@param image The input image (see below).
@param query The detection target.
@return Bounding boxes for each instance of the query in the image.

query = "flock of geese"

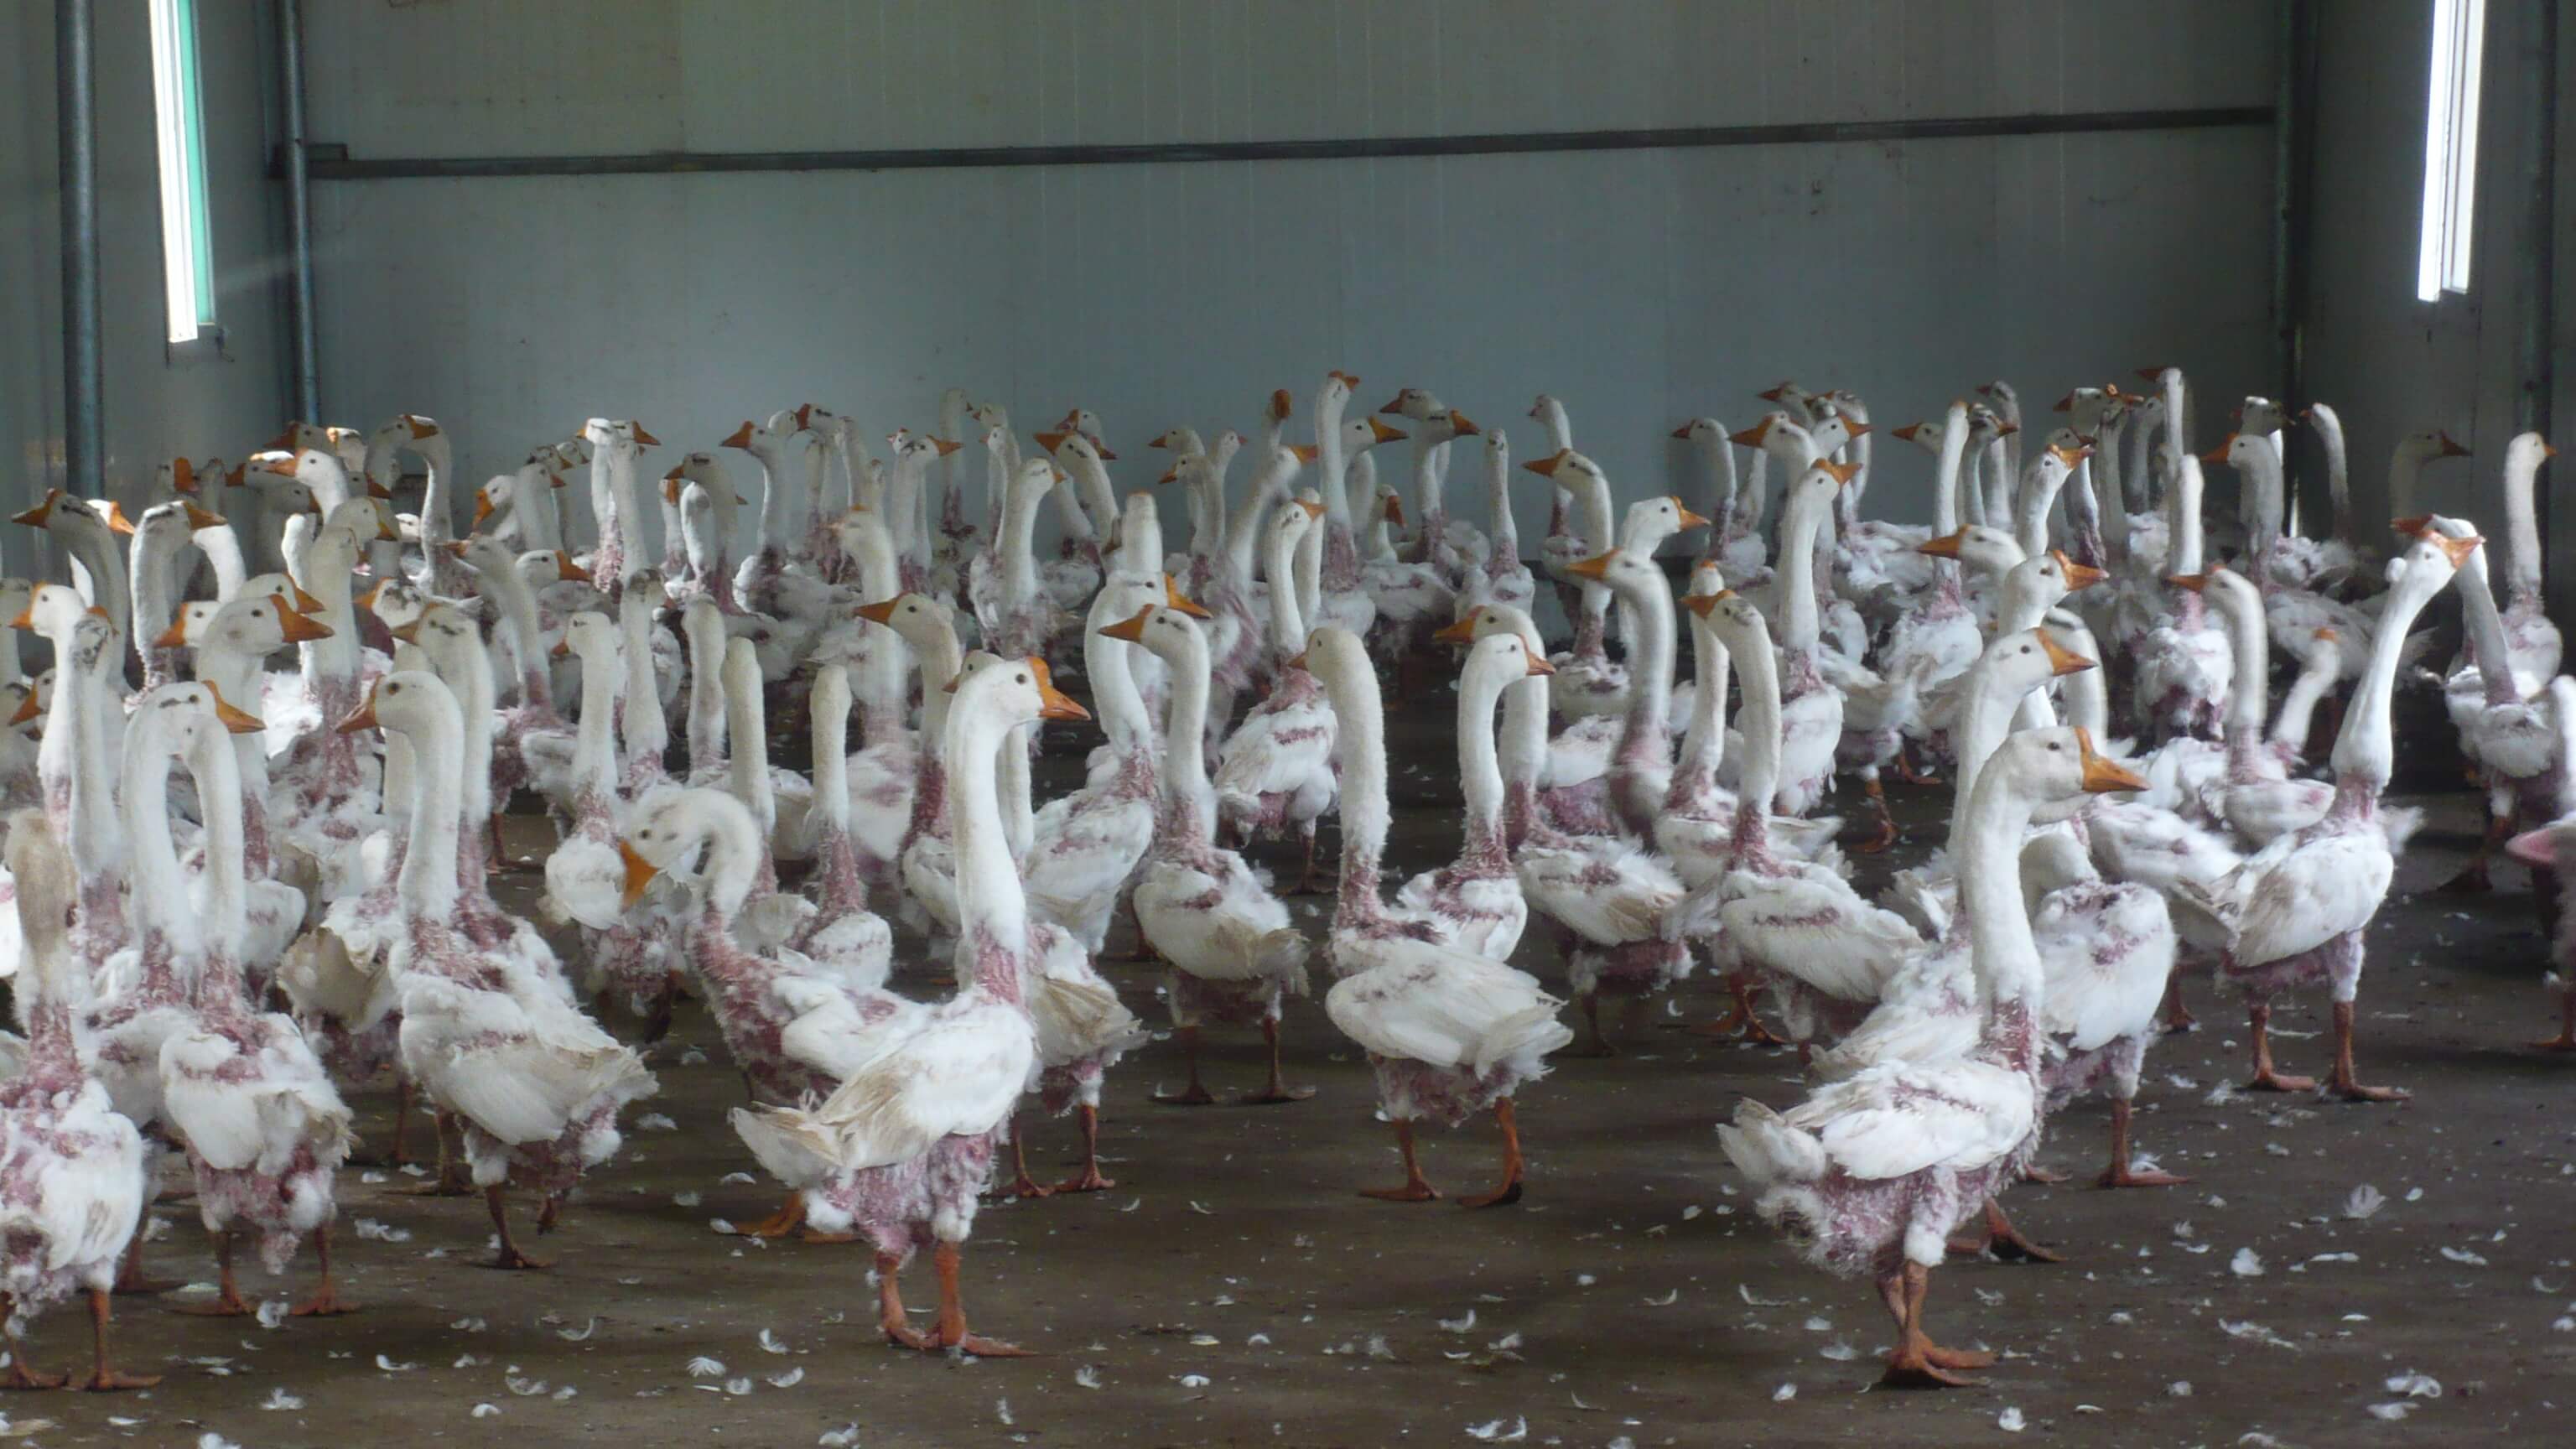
[0,367,2558,1394]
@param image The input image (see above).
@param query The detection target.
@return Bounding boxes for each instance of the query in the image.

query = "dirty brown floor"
[14,698,2574,1448]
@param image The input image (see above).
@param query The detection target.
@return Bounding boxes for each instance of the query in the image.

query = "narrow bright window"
[148,0,216,344]
[2416,0,2486,301]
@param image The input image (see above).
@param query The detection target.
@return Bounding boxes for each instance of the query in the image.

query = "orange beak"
[1680,592,1725,618]
[1156,465,1182,485]
[720,421,756,449]
[1818,460,1861,486]
[205,682,266,734]
[99,501,134,536]
[631,423,660,448]
[1288,444,1319,464]
[856,597,903,626]
[1383,495,1406,527]
[1376,394,1407,415]
[1566,549,1618,581]
[2052,550,2108,591]
[183,502,226,531]
[389,621,423,646]
[1727,421,1773,448]
[795,403,815,430]
[2077,727,2148,792]
[1367,418,1405,444]
[2165,572,2208,592]
[555,551,591,583]
[1446,411,1480,437]
[1915,527,1968,558]
[2039,629,2097,677]
[932,436,964,457]
[277,606,334,644]
[1672,499,1712,530]
[1294,498,1326,519]
[292,582,324,614]
[1270,389,1294,419]
[1891,423,1924,442]
[1163,575,1214,620]
[1523,449,1569,479]
[474,489,496,527]
[1031,658,1090,723]
[1032,430,1068,454]
[619,839,660,909]
[439,540,470,558]
[335,687,381,735]
[1671,423,1696,440]
[8,688,40,726]
[153,615,190,650]
[1524,652,1555,678]
[1098,607,1153,644]
[2050,392,2074,413]
[2199,434,2237,465]
[2438,431,2470,457]
[2430,532,2485,567]
[354,582,382,614]
[1432,606,1485,645]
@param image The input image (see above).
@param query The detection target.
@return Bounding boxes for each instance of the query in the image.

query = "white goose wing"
[2225,830,2393,966]
[2033,883,2178,1053]
[796,1000,1036,1172]
[1214,697,1337,806]
[1787,1057,2033,1182]
[1718,865,1921,1001]
[158,1031,268,1171]
[1325,937,1571,1075]
[773,975,932,1086]
[1516,839,1685,945]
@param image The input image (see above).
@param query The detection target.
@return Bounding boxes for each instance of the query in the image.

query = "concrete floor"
[21,700,2576,1448]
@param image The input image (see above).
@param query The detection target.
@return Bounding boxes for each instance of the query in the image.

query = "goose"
[1308,626,1573,1206]
[576,418,659,591]
[1457,429,1537,620]
[127,496,226,688]
[1721,726,2143,1388]
[2501,676,2576,1052]
[153,688,356,1318]
[1360,482,1457,676]
[2205,431,2412,686]
[1391,629,1542,963]
[2181,530,2470,1100]
[1766,461,1855,815]
[1031,429,1110,602]
[729,657,1086,1355]
[1377,392,1487,576]
[1214,501,1338,891]
[1525,448,1625,719]
[619,786,922,1237]
[0,812,157,1391]
[538,611,688,1035]
[1022,574,1173,953]
[345,670,657,1267]
[787,662,897,987]
[1664,593,1921,1056]
[2491,432,2561,683]
[1675,418,1766,579]
[10,488,132,646]
[2382,426,2472,525]
[2414,512,2565,892]
[616,571,677,791]
[1119,603,1315,1106]
[970,457,1071,662]
[2132,453,2231,740]
[720,410,813,608]
[662,452,746,610]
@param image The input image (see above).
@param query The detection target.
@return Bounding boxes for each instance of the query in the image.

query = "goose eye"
[1015,673,1029,685]
[386,683,401,693]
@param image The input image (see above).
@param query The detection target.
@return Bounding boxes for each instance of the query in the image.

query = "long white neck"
[480,558,549,704]
[1293,516,1324,632]
[1958,761,2046,1010]
[194,524,248,600]
[396,693,466,917]
[748,441,792,553]
[913,620,965,745]
[1086,596,1153,760]
[722,642,774,834]
[2309,403,2353,545]
[1188,461,1228,565]
[1265,523,1307,657]
[1223,457,1295,589]
[1774,486,1830,649]
[1695,433,1739,537]
[573,637,624,802]
[416,435,454,547]
[1483,446,1519,560]
[698,793,766,921]
[1156,628,1218,844]
[1676,610,1731,784]
[2168,456,2207,576]
[1618,565,1677,755]
[2334,568,2446,787]
[947,686,1033,972]
[2504,439,2547,598]
[1320,652,1391,925]
[2271,647,2336,754]
[2454,549,2521,704]
[1073,459,1120,553]
[1950,665,2045,834]
[129,522,190,680]
[889,451,929,570]
[1932,402,1969,549]
[618,593,668,767]
[1000,476,1048,603]
[120,713,197,952]
[2215,579,2269,740]
[595,444,641,578]
[2091,416,2131,564]
[437,628,497,827]
[2012,460,2067,559]
[1457,656,1509,844]
[2050,621,2109,735]
[1315,386,1353,531]
[810,666,851,836]
[999,721,1035,862]
[1729,616,1784,814]
[186,722,248,966]
[2239,445,2288,557]
[684,607,728,770]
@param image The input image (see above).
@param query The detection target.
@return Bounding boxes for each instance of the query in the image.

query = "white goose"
[1309,626,1573,1206]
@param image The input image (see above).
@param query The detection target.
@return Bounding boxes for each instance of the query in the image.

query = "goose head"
[1563,547,1662,604]
[854,590,961,652]
[2011,548,2107,608]
[336,668,459,745]
[2198,431,2272,475]
[2391,428,2473,470]
[192,591,331,658]
[1973,626,2098,708]
[13,584,102,641]
[360,574,432,634]
[137,678,267,739]
[582,418,662,456]
[1435,600,1550,659]
[1915,523,2023,577]
[618,787,759,909]
[1100,600,1211,673]
[800,404,864,453]
[900,432,964,470]
[2234,397,2286,435]
[555,609,619,666]
[1317,371,1357,424]
[1683,588,1769,657]
[1053,408,1110,455]
[1782,459,1857,519]
[1888,417,1946,454]
[2051,386,2111,431]
[158,455,224,500]
[517,548,592,593]
[2506,429,2558,479]
[1520,446,1604,494]
[1984,725,2148,813]
[1458,630,1553,703]
[1621,495,1713,558]
[1671,418,1727,446]
[1727,411,1815,464]
[1377,387,1446,423]
[1148,424,1207,458]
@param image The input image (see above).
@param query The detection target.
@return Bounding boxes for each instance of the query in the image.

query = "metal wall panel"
[298,1,2276,560]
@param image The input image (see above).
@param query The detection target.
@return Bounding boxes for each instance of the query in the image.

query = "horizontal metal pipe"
[304,105,2273,182]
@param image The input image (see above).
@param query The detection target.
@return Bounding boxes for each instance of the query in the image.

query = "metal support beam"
[2521,0,2563,623]
[278,0,320,422]
[56,0,101,496]
[2276,0,2319,527]
[301,106,2272,183]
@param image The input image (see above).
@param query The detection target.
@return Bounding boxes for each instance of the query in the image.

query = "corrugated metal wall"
[2303,0,2576,615]
[301,0,2280,555]
[0,0,288,575]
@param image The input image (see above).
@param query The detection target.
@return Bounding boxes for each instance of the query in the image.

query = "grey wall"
[299,0,2281,558]
[2303,0,2576,612]
[0,0,290,577]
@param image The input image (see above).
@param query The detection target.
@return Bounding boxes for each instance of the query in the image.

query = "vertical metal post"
[2519,0,2558,440]
[2273,0,2319,527]
[56,0,102,496]
[279,0,320,422]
